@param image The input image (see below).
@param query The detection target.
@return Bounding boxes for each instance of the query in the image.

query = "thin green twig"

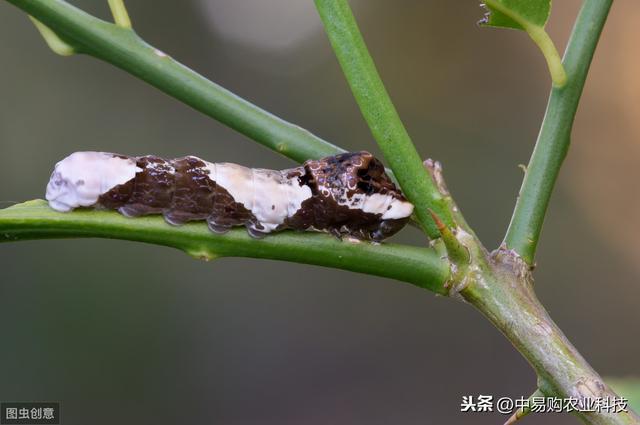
[503,0,613,265]
[314,0,453,239]
[0,200,450,294]
[107,0,132,29]
[483,0,567,87]
[5,0,344,164]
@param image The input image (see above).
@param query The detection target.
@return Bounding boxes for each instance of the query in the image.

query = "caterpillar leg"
[328,227,344,240]
[207,217,231,234]
[246,224,267,239]
[163,211,189,226]
[118,204,154,218]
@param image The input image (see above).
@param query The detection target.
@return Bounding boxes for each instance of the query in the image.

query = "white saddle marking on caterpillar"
[331,188,414,219]
[46,151,140,212]
[204,162,312,233]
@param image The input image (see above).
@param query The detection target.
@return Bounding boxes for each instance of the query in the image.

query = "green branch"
[462,248,640,425]
[503,0,613,265]
[0,200,450,294]
[314,0,453,239]
[5,0,344,164]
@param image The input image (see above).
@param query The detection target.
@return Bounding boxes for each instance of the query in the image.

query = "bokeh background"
[1,1,638,424]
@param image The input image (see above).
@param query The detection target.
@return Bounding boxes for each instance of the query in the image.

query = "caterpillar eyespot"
[45,151,414,241]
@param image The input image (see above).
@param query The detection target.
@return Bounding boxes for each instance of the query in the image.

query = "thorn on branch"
[503,409,528,425]
[503,388,543,425]
[423,158,474,235]
[429,209,470,265]
[28,17,75,56]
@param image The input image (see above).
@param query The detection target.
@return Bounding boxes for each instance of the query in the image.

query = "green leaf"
[480,0,551,30]
[479,0,567,87]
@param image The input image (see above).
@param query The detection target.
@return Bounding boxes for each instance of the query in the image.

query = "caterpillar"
[45,151,414,241]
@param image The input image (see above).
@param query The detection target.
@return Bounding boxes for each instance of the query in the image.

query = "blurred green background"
[1,1,638,423]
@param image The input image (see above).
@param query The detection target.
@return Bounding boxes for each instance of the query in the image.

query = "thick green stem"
[503,0,613,265]
[4,0,344,164]
[314,0,453,238]
[0,200,450,294]
[462,248,640,425]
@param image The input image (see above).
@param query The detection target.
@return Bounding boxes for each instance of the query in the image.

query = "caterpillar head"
[46,151,138,212]
[305,151,414,241]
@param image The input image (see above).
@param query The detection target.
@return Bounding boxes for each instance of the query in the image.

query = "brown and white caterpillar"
[45,151,414,241]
